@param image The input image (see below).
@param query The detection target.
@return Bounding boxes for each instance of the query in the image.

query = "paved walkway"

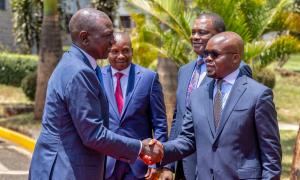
[279,122,299,131]
[0,138,31,180]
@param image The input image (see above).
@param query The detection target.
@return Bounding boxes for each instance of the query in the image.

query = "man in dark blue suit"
[161,13,252,180]
[102,32,168,180]
[158,32,281,180]
[29,8,163,180]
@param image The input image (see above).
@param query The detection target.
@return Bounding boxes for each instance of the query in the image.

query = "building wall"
[0,0,132,52]
[0,0,17,51]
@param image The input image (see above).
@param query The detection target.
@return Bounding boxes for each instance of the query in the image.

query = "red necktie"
[115,72,124,115]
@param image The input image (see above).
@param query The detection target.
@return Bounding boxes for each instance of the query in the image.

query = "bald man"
[159,32,282,179]
[162,13,252,180]
[29,8,162,180]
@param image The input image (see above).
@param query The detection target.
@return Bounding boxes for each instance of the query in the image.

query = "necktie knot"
[196,58,204,70]
[115,72,123,80]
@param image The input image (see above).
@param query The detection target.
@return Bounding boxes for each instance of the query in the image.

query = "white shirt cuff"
[138,140,143,155]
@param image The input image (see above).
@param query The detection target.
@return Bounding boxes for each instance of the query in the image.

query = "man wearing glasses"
[158,31,281,180]
[161,13,252,180]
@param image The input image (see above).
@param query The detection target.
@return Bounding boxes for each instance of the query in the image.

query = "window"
[0,0,5,10]
[120,16,131,28]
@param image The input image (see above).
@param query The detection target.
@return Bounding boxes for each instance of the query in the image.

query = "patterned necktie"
[115,72,124,115]
[213,79,223,129]
[186,59,204,106]
[95,66,104,87]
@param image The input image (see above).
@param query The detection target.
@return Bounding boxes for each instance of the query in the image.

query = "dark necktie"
[115,72,124,115]
[95,66,104,87]
[213,79,223,129]
[186,59,204,106]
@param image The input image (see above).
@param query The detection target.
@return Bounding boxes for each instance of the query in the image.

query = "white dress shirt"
[213,69,240,110]
[111,65,131,101]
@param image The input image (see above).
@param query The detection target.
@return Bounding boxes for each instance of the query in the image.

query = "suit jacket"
[163,75,282,180]
[102,64,168,178]
[167,60,252,180]
[29,45,141,180]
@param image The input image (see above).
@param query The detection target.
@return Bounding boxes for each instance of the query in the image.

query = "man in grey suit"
[161,13,252,180]
[29,8,162,180]
[153,32,281,179]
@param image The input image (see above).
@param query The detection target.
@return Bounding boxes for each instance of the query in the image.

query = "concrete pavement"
[0,138,31,180]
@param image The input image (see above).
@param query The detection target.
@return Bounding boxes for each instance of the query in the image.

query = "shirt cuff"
[138,140,143,155]
[149,164,156,168]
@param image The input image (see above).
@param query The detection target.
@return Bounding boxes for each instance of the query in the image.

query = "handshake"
[139,139,164,165]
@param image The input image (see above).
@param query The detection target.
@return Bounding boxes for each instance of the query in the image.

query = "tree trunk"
[34,0,62,120]
[157,58,178,133]
[291,126,300,179]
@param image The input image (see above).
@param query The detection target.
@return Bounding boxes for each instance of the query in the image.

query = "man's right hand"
[139,139,164,165]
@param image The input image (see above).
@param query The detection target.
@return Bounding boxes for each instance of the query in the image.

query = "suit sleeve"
[150,73,168,143]
[255,88,282,179]
[163,67,181,172]
[168,67,182,141]
[239,61,252,78]
[161,104,196,165]
[65,69,141,164]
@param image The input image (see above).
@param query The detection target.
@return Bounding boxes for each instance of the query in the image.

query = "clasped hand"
[139,139,164,165]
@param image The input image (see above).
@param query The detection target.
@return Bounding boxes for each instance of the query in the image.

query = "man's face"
[87,18,115,59]
[108,35,132,71]
[190,17,218,55]
[204,36,240,79]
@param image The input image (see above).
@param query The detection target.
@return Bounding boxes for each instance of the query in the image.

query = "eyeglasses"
[204,50,237,59]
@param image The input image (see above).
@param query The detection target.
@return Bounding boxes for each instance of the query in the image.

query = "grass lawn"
[281,130,298,179]
[282,54,300,73]
[0,84,31,104]
[273,54,300,124]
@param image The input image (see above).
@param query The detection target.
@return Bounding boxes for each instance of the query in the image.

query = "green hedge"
[21,71,37,101]
[0,52,38,86]
[254,69,276,89]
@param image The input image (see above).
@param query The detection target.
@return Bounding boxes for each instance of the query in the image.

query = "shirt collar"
[223,68,240,85]
[111,64,131,77]
[73,44,97,70]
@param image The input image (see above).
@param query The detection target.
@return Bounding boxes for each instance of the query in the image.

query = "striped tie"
[213,79,223,129]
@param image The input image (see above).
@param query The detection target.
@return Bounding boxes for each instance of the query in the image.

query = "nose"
[205,55,212,63]
[117,52,125,59]
[192,33,201,40]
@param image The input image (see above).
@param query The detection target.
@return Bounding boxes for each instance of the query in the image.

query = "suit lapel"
[102,67,119,118]
[120,64,142,120]
[204,80,216,138]
[214,76,248,140]
[200,75,212,86]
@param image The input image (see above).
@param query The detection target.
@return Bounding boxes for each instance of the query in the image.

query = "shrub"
[254,69,276,89]
[21,71,37,101]
[0,52,38,86]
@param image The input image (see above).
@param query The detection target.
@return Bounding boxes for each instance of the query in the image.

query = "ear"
[79,31,88,45]
[232,54,241,65]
